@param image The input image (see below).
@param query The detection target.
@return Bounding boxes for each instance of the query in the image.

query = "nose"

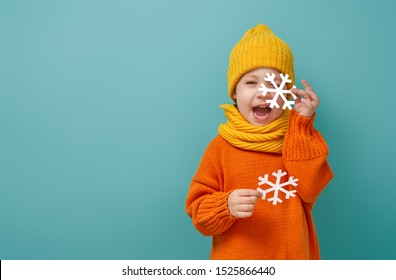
[257,88,271,99]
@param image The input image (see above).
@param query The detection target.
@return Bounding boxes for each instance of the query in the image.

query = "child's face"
[232,67,286,126]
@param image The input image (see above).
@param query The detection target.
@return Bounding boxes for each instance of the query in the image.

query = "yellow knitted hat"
[227,24,294,101]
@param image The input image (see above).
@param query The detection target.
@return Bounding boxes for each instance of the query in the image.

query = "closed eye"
[266,83,280,88]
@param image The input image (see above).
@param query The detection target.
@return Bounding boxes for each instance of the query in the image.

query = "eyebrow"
[244,75,281,84]
[243,74,260,79]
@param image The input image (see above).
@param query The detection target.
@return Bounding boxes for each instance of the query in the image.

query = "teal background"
[1,0,395,259]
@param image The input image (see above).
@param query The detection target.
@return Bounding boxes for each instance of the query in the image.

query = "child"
[185,24,334,260]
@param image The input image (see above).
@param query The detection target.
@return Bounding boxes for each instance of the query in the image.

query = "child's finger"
[238,196,258,204]
[302,80,320,105]
[301,79,313,92]
[236,204,255,212]
[291,87,311,101]
[235,211,253,218]
[291,85,319,106]
[300,97,315,110]
[237,189,261,197]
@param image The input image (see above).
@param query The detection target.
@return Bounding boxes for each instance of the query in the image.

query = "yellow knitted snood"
[218,104,290,153]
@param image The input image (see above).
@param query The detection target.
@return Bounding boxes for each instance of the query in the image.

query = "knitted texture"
[218,104,290,153]
[186,111,334,259]
[227,24,294,101]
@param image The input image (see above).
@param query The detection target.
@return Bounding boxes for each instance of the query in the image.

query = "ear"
[232,91,237,100]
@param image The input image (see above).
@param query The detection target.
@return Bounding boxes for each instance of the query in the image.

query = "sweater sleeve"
[283,110,334,207]
[185,138,236,236]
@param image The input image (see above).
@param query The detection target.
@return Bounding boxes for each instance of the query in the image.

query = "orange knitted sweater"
[186,110,334,259]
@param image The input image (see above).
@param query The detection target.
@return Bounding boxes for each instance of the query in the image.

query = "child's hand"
[291,80,320,118]
[228,189,261,219]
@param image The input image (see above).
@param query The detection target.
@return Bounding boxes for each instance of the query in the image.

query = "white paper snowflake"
[258,73,297,110]
[257,169,298,205]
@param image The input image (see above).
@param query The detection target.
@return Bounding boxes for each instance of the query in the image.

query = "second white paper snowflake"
[257,169,298,205]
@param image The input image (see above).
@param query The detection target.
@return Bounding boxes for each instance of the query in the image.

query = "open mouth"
[253,105,271,119]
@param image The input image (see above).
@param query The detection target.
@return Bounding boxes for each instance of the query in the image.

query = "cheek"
[271,107,285,119]
[274,94,286,104]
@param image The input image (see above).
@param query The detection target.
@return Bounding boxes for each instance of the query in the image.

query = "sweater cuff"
[288,110,316,136]
[283,110,329,161]
[196,191,235,234]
